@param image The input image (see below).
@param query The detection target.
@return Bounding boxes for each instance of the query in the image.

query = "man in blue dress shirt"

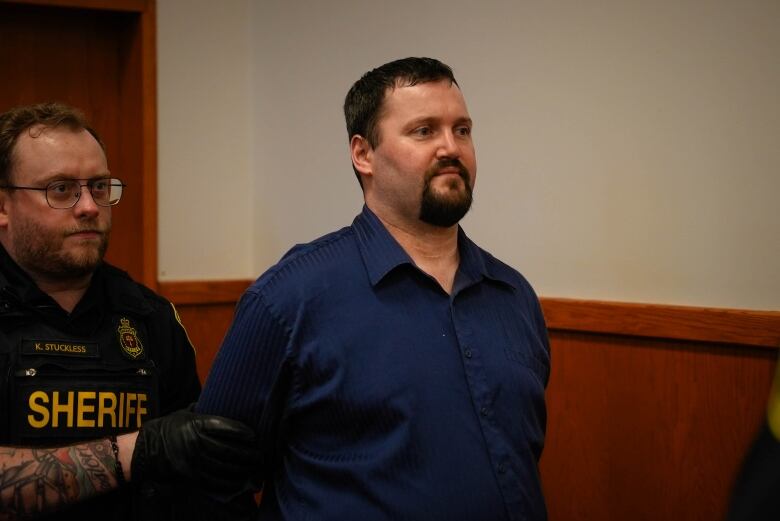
[198,57,551,520]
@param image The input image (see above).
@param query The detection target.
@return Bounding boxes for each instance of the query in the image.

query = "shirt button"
[480,407,488,417]
[464,348,472,358]
[498,463,507,474]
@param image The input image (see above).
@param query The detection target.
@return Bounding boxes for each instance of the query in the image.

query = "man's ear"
[0,191,9,229]
[350,135,373,180]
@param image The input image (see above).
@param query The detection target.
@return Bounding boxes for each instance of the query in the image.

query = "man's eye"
[456,126,472,136]
[92,180,109,191]
[48,182,71,194]
[413,127,432,136]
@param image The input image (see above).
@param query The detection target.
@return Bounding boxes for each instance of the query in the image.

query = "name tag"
[21,339,100,358]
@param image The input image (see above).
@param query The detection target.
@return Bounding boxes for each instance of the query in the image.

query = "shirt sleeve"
[152,300,202,414]
[530,294,551,387]
[515,277,551,388]
[196,289,291,435]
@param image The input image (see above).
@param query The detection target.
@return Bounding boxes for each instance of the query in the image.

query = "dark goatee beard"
[419,159,473,228]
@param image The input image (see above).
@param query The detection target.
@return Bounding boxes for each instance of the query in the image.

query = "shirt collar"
[352,205,414,286]
[352,205,517,291]
[455,226,518,291]
[0,244,147,319]
[0,243,56,306]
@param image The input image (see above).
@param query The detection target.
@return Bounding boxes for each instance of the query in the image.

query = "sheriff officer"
[0,103,259,520]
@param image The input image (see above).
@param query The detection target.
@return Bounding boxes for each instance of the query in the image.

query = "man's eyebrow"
[405,116,473,128]
[405,116,437,128]
[38,171,112,183]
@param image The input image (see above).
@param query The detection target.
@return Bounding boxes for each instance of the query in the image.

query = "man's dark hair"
[0,102,105,185]
[344,57,458,185]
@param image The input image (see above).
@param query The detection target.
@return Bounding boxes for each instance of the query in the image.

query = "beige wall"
[158,0,779,310]
[157,0,254,280]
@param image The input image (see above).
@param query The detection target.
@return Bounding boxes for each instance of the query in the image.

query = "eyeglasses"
[0,178,125,209]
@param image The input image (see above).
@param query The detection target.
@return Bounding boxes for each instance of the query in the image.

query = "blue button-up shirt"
[198,206,550,520]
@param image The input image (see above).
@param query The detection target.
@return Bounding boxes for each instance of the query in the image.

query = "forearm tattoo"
[0,439,118,519]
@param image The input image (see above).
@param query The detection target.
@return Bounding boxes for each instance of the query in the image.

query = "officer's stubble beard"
[13,213,111,281]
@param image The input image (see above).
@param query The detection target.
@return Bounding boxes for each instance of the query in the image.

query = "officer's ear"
[0,189,9,229]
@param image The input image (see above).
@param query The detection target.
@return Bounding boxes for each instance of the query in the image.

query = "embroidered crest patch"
[118,318,144,359]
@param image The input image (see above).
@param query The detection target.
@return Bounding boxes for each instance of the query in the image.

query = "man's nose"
[73,184,100,218]
[436,130,461,159]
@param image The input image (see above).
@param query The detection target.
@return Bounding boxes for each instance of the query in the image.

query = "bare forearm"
[0,432,137,520]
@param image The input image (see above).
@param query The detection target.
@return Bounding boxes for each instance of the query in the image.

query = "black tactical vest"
[0,277,160,445]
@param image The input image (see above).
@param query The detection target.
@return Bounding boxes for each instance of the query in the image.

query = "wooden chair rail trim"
[541,297,780,348]
[158,279,253,305]
[158,280,780,348]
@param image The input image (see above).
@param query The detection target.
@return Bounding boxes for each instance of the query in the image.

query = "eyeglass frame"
[0,177,126,209]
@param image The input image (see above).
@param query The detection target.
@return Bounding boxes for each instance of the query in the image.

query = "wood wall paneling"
[541,331,775,521]
[539,298,779,520]
[173,302,241,384]
[159,280,251,383]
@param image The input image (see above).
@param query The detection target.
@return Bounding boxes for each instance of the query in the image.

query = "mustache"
[425,159,471,183]
[64,226,108,236]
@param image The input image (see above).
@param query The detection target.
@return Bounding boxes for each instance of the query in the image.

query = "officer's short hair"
[343,57,459,187]
[0,102,105,185]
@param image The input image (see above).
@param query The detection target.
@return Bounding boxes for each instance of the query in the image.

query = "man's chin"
[419,198,472,228]
[58,246,106,275]
[420,176,473,228]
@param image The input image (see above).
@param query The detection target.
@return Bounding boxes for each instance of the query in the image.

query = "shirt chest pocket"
[499,312,550,388]
[504,344,549,387]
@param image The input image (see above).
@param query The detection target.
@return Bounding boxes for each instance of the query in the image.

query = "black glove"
[131,408,262,496]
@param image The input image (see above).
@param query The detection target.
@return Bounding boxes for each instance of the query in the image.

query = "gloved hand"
[131,408,262,495]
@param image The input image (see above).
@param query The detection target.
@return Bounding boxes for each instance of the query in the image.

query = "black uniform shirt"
[0,245,201,520]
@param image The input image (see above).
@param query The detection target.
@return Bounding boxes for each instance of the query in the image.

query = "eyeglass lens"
[46,179,123,209]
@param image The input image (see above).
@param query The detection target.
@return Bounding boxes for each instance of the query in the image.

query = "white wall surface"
[158,0,779,310]
[157,0,253,280]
